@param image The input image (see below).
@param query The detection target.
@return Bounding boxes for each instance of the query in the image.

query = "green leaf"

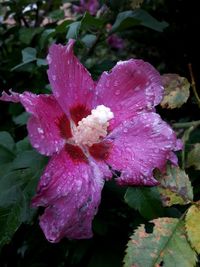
[0,131,15,151]
[186,143,200,170]
[81,12,104,28]
[22,47,37,63]
[48,9,64,20]
[0,203,25,248]
[157,165,193,206]
[0,170,33,247]
[66,12,104,40]
[112,9,168,32]
[124,187,163,219]
[81,34,97,48]
[11,47,37,71]
[0,141,47,247]
[36,58,48,66]
[124,217,197,267]
[39,28,55,49]
[55,20,73,33]
[12,150,47,171]
[0,132,15,164]
[66,21,81,39]
[16,137,32,153]
[185,204,200,253]
[19,28,43,45]
[161,74,190,109]
[13,111,29,126]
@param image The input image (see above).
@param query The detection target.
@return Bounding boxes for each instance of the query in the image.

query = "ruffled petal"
[0,91,67,156]
[0,89,20,102]
[105,112,181,186]
[94,59,163,129]
[32,149,104,242]
[47,39,95,118]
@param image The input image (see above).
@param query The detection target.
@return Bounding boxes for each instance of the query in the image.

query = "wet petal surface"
[32,149,104,242]
[106,112,181,186]
[47,40,95,119]
[94,59,163,129]
[1,91,68,156]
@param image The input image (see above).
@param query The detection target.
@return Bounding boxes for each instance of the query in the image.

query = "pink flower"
[73,0,99,16]
[0,39,182,243]
[107,34,125,50]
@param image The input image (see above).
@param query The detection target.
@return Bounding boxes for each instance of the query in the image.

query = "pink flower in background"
[106,24,125,50]
[107,34,125,50]
[0,39,182,243]
[73,0,99,16]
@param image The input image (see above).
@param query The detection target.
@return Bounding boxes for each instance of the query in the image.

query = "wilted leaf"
[185,204,200,253]
[124,217,197,267]
[187,143,200,170]
[124,187,163,219]
[112,9,168,32]
[161,74,190,109]
[157,165,193,206]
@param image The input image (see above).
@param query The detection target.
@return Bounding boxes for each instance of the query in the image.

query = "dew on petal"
[115,90,120,95]
[47,54,52,64]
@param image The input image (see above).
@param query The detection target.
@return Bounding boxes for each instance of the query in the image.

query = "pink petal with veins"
[32,149,104,242]
[106,112,182,186]
[94,59,163,129]
[47,40,95,119]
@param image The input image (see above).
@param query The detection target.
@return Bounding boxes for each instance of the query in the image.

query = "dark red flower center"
[58,103,113,162]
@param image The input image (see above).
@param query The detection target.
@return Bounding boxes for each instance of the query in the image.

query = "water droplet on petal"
[37,127,44,134]
[115,89,120,95]
[52,75,56,81]
[47,54,52,64]
[155,148,159,153]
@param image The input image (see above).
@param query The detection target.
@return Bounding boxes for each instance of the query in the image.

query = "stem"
[173,120,200,129]
[188,63,200,107]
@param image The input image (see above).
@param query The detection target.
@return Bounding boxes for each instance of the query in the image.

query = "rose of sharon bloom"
[0,39,182,243]
[107,34,125,50]
[73,0,99,16]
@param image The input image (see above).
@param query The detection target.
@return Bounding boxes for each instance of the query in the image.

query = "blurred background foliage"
[0,0,200,266]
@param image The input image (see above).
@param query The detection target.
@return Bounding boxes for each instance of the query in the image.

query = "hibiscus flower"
[73,0,99,16]
[0,39,181,243]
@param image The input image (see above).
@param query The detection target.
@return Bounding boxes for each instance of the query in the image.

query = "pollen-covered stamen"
[72,105,114,147]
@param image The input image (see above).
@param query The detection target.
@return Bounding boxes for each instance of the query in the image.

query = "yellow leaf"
[160,74,190,109]
[157,165,193,207]
[185,205,200,253]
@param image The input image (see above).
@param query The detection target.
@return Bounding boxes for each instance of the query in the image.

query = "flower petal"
[105,112,181,186]
[32,149,104,242]
[1,91,68,156]
[94,59,163,129]
[0,89,20,102]
[47,39,95,119]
